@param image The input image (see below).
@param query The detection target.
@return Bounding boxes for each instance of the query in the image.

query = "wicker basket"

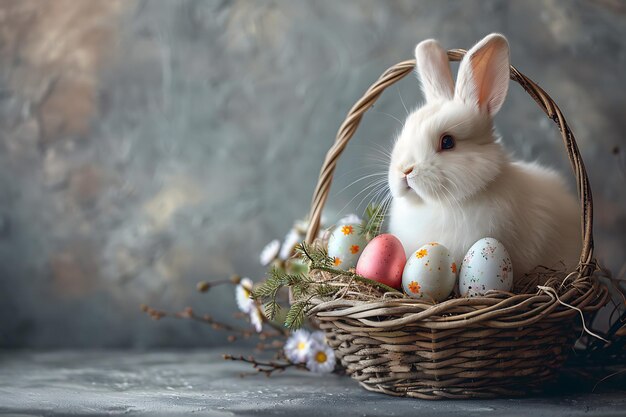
[302,49,609,399]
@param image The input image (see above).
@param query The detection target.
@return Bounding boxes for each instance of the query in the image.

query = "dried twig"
[140,304,284,339]
[196,275,242,293]
[222,354,306,377]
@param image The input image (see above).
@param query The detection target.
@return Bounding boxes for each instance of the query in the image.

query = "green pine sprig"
[252,242,402,330]
[284,298,311,330]
[252,264,335,330]
[294,242,332,268]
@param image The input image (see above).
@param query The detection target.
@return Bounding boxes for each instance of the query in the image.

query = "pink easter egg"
[355,234,406,289]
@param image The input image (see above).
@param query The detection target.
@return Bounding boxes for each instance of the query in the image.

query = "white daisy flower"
[249,306,263,333]
[306,343,335,374]
[259,239,280,266]
[310,331,327,346]
[338,213,362,225]
[284,329,312,363]
[235,277,254,313]
[279,228,302,260]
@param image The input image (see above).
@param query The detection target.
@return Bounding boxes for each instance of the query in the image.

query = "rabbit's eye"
[440,134,455,150]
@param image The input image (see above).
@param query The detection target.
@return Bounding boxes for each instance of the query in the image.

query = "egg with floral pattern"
[327,223,368,270]
[459,237,514,297]
[402,243,457,302]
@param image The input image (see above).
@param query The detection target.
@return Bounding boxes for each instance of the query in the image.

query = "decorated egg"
[459,237,513,297]
[402,243,457,302]
[327,223,368,270]
[355,234,406,288]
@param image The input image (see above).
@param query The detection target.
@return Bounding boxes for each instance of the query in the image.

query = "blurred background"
[0,0,624,348]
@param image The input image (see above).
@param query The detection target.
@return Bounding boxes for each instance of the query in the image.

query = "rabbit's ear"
[414,39,454,102]
[455,33,510,116]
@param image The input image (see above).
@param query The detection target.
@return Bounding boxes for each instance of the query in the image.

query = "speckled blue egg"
[327,223,368,270]
[459,237,514,297]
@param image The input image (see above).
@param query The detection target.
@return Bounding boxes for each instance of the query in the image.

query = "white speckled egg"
[402,243,457,302]
[459,237,513,297]
[327,223,368,270]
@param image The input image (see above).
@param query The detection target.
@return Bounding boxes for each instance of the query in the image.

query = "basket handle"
[304,49,594,274]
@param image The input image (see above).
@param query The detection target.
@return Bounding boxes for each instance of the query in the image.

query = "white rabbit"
[388,33,581,278]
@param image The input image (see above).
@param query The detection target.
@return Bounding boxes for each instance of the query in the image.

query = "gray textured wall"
[0,0,624,348]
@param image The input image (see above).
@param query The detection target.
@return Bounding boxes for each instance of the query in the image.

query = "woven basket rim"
[309,280,607,329]
[301,49,607,320]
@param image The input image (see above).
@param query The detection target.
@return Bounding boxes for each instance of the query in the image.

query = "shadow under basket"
[300,49,609,400]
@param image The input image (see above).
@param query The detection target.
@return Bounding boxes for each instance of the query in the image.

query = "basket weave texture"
[302,50,608,399]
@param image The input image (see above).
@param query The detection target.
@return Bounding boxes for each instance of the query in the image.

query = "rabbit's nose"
[402,166,414,176]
